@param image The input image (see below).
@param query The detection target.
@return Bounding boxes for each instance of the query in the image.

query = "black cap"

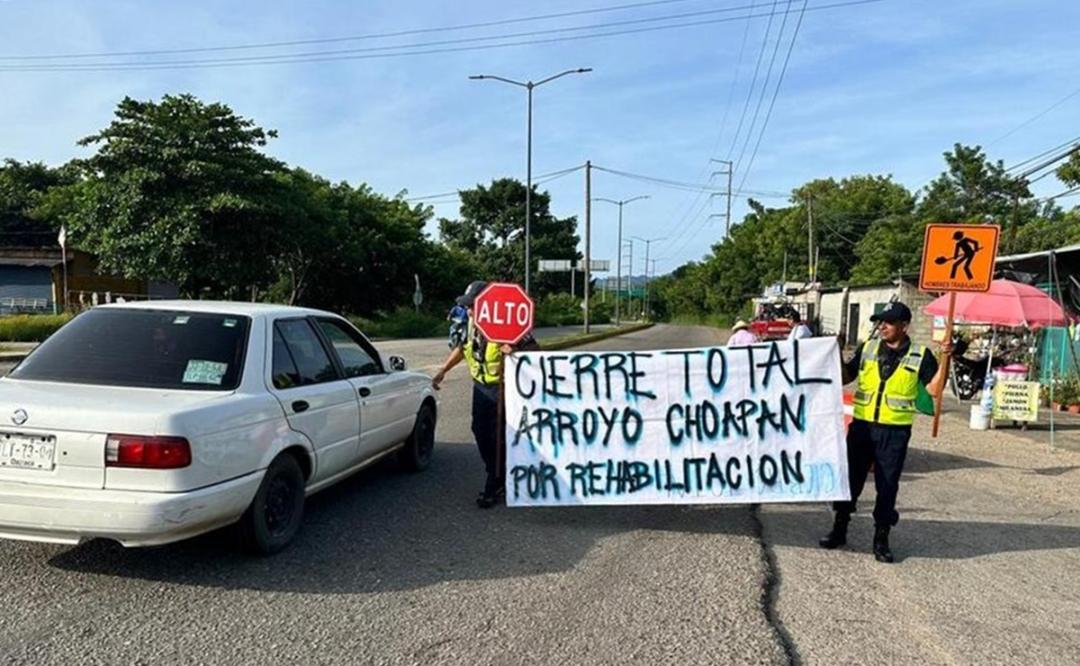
[456,280,488,307]
[870,301,912,323]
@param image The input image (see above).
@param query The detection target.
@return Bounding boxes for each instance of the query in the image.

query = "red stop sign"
[473,282,534,344]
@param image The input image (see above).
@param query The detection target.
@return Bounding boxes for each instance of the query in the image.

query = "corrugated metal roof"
[997,243,1080,263]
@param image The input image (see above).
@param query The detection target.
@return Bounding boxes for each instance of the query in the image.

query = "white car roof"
[96,300,336,319]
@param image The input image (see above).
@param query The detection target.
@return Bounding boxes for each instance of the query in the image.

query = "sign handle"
[496,365,506,499]
[931,291,957,438]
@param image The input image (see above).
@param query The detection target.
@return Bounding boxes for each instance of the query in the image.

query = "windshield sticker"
[183,360,228,385]
[172,316,191,325]
[223,319,238,328]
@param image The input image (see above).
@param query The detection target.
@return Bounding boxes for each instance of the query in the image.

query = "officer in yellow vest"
[820,301,950,562]
[432,281,538,508]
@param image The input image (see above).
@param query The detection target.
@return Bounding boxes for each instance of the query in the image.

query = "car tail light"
[105,435,191,469]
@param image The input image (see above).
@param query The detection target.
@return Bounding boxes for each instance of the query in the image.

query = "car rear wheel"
[398,403,436,472]
[239,453,305,554]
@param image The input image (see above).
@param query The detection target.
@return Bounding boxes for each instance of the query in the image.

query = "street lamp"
[593,195,649,325]
[470,67,592,294]
[631,235,667,319]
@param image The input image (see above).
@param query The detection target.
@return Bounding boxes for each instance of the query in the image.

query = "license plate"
[0,432,57,471]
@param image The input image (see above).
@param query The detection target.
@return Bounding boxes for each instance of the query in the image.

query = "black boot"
[818,513,849,549]
[873,525,894,563]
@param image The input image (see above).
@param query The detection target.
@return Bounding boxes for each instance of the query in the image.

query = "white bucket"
[969,404,990,430]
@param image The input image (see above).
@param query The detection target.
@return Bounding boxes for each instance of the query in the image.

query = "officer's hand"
[938,339,953,356]
[500,344,514,355]
[431,370,445,391]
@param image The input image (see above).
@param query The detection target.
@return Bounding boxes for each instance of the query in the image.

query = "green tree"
[796,175,915,284]
[918,144,1031,222]
[0,160,76,247]
[439,178,580,295]
[849,213,923,283]
[60,94,286,296]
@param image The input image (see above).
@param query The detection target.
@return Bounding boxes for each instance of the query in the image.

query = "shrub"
[0,314,74,342]
[351,308,445,339]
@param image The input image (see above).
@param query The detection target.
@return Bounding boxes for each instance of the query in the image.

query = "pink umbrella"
[923,279,1070,327]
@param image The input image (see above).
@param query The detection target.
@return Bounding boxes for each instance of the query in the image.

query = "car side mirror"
[388,355,406,372]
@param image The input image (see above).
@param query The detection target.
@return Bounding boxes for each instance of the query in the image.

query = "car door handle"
[291,400,310,413]
[358,387,372,398]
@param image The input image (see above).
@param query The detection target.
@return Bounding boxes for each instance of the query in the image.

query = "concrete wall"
[819,291,846,334]
[821,282,936,345]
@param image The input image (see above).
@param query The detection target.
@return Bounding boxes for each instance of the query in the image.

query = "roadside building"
[0,246,175,314]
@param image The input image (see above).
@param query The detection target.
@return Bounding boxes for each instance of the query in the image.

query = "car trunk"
[0,378,225,489]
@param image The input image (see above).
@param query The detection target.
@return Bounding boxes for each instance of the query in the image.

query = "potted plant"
[1046,377,1069,411]
[1065,375,1080,413]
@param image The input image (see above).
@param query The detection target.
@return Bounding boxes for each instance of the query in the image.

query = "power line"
[1038,184,1080,203]
[724,0,782,164]
[988,85,1080,147]
[658,0,784,258]
[0,1,881,72]
[734,0,808,194]
[402,164,584,201]
[0,0,711,60]
[1005,135,1080,174]
[592,165,727,192]
[732,0,794,178]
[657,0,786,259]
[660,1,761,250]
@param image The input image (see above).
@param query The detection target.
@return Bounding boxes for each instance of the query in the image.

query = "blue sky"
[2,0,1079,277]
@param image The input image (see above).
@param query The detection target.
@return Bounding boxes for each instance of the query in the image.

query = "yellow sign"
[919,224,1000,293]
[992,380,1039,422]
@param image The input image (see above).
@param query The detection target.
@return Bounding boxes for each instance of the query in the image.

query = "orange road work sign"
[919,224,1000,293]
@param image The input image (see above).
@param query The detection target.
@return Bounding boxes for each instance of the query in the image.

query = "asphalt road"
[2,324,1079,664]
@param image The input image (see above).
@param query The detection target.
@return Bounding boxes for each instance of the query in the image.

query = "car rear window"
[10,308,250,390]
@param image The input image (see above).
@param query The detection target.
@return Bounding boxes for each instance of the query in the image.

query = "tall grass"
[0,314,73,342]
[351,308,445,339]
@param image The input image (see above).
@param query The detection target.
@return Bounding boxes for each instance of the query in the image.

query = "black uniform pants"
[833,420,911,527]
[471,382,502,495]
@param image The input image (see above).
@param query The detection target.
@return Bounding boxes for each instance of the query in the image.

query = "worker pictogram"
[919,224,1000,293]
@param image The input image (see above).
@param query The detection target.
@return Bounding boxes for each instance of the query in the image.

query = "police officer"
[820,302,950,562]
[432,281,538,508]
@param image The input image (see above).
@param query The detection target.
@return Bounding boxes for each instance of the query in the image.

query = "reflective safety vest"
[464,320,502,385]
[852,339,927,426]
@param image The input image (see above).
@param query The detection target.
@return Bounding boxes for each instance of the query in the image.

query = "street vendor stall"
[924,279,1070,434]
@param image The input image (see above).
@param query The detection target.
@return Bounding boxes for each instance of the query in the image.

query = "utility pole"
[711,159,734,236]
[807,192,814,283]
[584,160,592,333]
[593,195,649,326]
[632,235,666,320]
[626,239,634,319]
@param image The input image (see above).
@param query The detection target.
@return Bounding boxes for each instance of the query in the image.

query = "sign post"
[919,223,1000,437]
[473,282,536,495]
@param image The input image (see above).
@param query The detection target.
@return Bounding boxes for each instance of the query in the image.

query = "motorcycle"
[950,336,1010,401]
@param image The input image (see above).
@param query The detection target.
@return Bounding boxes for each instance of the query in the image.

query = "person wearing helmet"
[432,281,538,508]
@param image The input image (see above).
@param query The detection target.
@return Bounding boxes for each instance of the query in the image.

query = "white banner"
[504,337,850,506]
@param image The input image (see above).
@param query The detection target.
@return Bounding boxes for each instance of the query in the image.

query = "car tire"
[238,453,305,555]
[398,403,436,472]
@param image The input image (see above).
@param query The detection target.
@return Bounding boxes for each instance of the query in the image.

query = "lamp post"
[593,195,649,325]
[631,235,666,319]
[470,68,592,294]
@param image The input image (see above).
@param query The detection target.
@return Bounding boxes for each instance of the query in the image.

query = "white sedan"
[0,301,437,553]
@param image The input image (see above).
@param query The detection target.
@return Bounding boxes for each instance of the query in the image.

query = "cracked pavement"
[2,324,1078,664]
